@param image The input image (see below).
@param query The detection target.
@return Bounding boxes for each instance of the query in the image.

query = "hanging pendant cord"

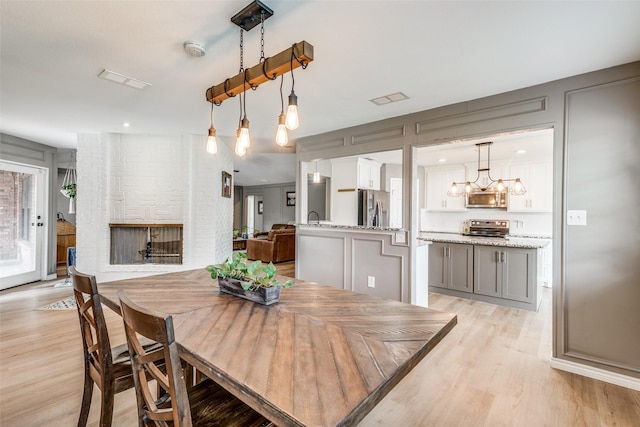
[243,69,248,117]
[289,46,295,92]
[279,74,285,113]
[238,28,244,127]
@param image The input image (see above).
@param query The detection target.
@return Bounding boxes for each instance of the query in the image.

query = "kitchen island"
[419,232,551,311]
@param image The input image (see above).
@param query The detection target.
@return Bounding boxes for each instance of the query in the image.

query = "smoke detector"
[184,41,206,57]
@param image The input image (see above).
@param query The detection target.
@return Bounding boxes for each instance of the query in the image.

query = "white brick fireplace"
[76,133,234,282]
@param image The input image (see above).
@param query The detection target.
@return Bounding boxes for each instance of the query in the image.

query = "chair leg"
[77,366,93,427]
[98,383,115,427]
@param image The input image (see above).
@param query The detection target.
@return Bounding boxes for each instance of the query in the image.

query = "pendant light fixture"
[238,69,251,150]
[206,101,218,154]
[235,87,246,157]
[447,142,527,197]
[275,74,288,146]
[285,44,301,130]
[203,0,313,157]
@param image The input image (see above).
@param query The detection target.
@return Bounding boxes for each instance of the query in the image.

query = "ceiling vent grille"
[98,69,151,90]
[369,91,409,106]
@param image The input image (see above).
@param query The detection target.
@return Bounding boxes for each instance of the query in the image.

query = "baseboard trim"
[551,357,640,391]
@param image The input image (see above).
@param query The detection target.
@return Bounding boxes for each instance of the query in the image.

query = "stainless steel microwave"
[466,190,507,208]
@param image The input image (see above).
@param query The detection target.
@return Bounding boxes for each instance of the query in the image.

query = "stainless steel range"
[462,219,509,238]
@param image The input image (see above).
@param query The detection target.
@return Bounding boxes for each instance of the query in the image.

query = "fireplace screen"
[110,224,183,265]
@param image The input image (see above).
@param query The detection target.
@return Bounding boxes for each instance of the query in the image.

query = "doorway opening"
[416,127,554,300]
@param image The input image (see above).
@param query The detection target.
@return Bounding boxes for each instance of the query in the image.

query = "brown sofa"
[253,223,295,239]
[246,227,295,263]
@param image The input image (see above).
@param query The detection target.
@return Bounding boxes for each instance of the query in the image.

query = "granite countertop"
[299,223,404,232]
[418,232,551,249]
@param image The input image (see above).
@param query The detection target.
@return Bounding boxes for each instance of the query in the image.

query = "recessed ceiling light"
[438,158,447,163]
[516,149,527,154]
[123,122,130,127]
[98,69,151,90]
[370,91,409,106]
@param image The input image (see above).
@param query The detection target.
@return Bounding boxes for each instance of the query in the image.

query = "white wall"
[76,133,234,282]
[420,210,552,237]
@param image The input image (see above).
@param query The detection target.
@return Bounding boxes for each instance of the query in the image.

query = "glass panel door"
[0,161,47,289]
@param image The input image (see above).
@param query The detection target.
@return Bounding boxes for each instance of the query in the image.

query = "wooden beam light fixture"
[204,0,313,156]
[205,41,314,105]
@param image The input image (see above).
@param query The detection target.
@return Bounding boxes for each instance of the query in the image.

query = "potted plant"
[60,183,77,214]
[60,183,77,198]
[205,251,294,305]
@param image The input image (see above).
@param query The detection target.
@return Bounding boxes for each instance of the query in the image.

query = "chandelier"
[205,0,313,157]
[447,142,526,196]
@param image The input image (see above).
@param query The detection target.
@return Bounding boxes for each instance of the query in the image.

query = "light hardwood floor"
[1,276,638,426]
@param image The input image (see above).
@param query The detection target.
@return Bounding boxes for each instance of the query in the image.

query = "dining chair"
[118,290,273,427]
[71,266,161,427]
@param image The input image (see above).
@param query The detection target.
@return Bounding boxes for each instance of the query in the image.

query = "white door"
[245,195,255,235]
[0,161,48,289]
[389,177,403,228]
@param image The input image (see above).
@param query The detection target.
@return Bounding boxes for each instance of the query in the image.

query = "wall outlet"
[395,232,406,243]
[367,276,375,288]
[567,210,587,225]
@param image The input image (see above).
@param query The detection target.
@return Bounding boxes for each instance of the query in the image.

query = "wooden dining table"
[99,269,457,427]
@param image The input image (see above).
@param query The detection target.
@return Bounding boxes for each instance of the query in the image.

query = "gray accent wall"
[564,77,640,372]
[296,62,640,381]
[241,182,295,232]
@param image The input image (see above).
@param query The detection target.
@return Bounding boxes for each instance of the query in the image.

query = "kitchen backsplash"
[420,209,552,237]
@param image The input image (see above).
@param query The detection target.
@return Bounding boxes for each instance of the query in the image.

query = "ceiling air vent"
[369,91,409,106]
[98,69,151,90]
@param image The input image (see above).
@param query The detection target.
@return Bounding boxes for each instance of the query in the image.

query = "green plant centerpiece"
[206,251,294,305]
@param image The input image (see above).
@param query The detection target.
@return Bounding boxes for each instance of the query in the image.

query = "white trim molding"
[551,357,640,391]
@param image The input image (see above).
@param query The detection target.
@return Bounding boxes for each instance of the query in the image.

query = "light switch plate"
[567,210,587,225]
[367,276,375,288]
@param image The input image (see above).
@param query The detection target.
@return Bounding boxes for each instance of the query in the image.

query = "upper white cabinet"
[426,167,467,211]
[508,162,552,212]
[357,158,381,190]
[332,157,381,191]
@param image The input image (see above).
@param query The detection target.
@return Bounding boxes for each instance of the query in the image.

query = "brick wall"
[0,171,20,259]
[76,133,233,282]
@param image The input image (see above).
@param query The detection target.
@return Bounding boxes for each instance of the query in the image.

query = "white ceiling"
[1,1,639,186]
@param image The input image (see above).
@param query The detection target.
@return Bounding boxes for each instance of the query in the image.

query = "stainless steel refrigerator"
[358,189,389,227]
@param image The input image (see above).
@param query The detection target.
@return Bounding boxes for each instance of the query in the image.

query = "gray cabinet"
[428,242,473,293]
[474,246,536,304]
[428,241,541,311]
